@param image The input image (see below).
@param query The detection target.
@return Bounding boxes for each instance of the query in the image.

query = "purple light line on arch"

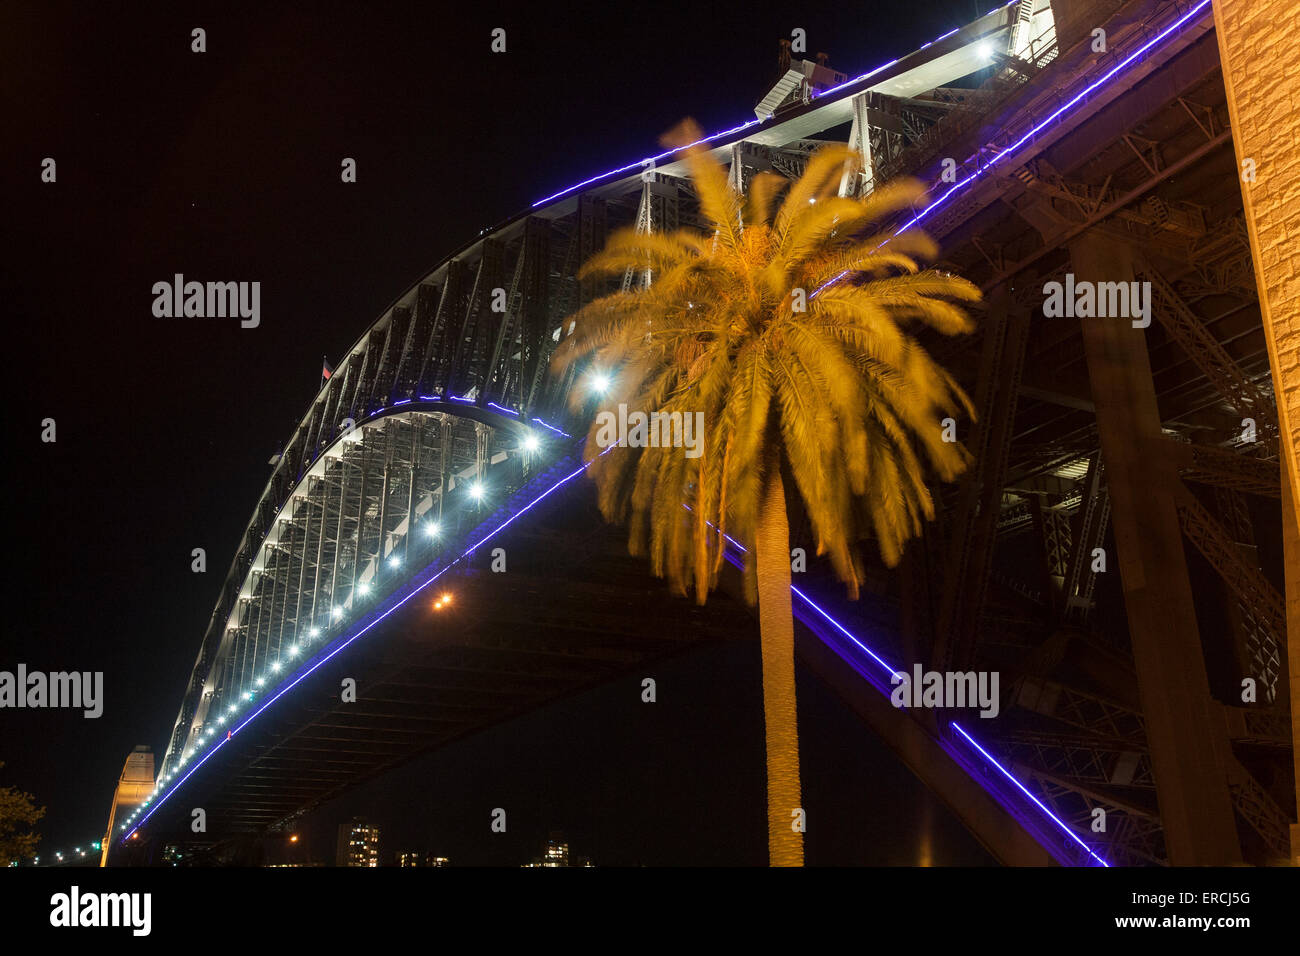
[895,0,1212,237]
[951,722,1110,866]
[813,2,1013,101]
[529,0,1211,307]
[784,563,1112,865]
[125,447,616,843]
[532,118,762,208]
[530,0,1024,209]
[143,503,1108,860]
[120,0,1187,861]
[693,507,1109,866]
[806,58,899,103]
[137,9,1211,832]
[533,416,569,437]
[805,0,1213,300]
[126,404,583,837]
[125,453,1107,864]
[123,17,1203,839]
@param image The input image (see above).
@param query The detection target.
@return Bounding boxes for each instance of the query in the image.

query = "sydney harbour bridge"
[102,0,1297,867]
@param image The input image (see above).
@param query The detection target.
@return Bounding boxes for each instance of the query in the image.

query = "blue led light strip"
[122,0,1213,851]
[530,0,1024,208]
[703,516,1109,866]
[807,0,1213,298]
[129,447,1106,865]
[124,451,603,841]
[897,0,1213,236]
[951,722,1110,866]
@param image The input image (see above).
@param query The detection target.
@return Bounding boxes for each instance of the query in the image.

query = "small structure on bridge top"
[755,43,848,119]
[100,746,153,867]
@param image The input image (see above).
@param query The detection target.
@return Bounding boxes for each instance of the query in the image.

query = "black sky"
[4,0,995,863]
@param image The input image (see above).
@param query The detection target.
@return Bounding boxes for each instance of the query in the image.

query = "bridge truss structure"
[118,0,1294,867]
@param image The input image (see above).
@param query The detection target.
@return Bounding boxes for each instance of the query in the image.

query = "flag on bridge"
[321,357,334,389]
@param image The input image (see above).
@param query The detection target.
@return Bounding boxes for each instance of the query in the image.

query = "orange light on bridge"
[289,834,299,843]
[434,592,454,610]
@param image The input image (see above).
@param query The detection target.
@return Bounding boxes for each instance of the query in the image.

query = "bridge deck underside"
[149,492,756,836]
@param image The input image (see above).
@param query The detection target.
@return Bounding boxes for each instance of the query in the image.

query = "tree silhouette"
[0,762,45,864]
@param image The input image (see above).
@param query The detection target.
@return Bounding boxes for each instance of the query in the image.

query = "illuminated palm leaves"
[553,120,980,601]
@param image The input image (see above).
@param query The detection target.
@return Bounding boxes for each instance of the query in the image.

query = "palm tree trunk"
[755,446,803,866]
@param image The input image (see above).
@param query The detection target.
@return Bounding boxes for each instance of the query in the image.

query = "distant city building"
[336,818,380,867]
[397,851,449,867]
[544,833,568,867]
[523,831,593,867]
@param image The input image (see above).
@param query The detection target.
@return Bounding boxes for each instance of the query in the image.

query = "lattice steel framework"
[142,0,1295,867]
[158,0,1034,787]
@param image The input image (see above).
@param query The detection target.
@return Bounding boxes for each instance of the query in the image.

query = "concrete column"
[100,746,154,866]
[1071,232,1241,865]
[1212,0,1300,864]
[1213,0,1300,509]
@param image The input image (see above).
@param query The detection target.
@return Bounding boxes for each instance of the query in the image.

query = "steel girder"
[144,1,1296,867]
[158,0,1030,784]
[168,410,520,776]
[159,207,599,778]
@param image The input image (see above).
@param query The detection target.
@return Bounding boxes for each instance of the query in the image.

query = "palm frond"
[556,121,980,589]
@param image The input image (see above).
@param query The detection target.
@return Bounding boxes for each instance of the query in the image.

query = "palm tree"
[552,120,980,866]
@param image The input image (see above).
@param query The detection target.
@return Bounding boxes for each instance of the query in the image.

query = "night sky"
[4,0,996,864]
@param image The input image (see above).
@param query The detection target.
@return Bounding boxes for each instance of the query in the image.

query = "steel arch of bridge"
[159,0,1028,788]
[136,0,1250,867]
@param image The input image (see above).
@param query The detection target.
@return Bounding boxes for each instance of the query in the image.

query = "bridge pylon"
[100,746,154,866]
